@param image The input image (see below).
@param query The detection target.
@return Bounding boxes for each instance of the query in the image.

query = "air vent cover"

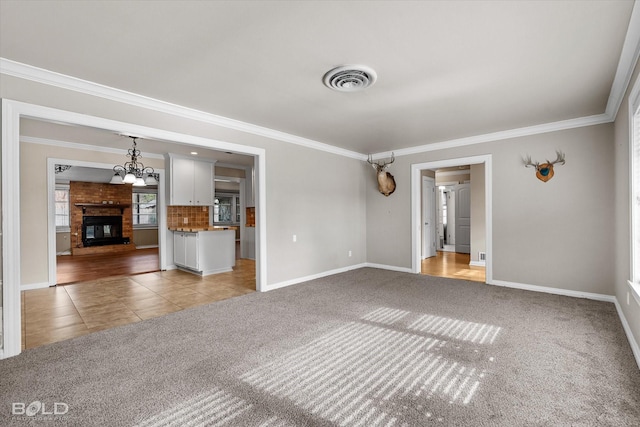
[323,65,377,92]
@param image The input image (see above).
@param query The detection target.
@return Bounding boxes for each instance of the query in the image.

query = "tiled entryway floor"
[21,259,255,350]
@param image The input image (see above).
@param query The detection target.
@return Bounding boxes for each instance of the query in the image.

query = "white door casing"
[1,99,267,359]
[411,155,492,281]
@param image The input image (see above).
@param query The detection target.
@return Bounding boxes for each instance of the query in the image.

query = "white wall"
[367,123,615,296]
[2,74,367,289]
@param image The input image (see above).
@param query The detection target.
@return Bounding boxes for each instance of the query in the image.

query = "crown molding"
[0,58,364,161]
[382,113,612,159]
[20,135,165,159]
[605,0,640,119]
[3,0,639,167]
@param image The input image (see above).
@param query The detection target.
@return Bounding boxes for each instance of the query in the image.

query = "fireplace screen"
[82,216,129,247]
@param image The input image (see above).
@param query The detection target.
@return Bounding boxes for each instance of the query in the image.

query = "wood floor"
[56,248,160,284]
[22,252,255,350]
[421,251,486,282]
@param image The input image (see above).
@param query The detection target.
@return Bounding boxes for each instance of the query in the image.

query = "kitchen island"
[170,227,236,276]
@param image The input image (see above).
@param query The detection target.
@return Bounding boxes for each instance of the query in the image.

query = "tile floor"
[21,259,255,350]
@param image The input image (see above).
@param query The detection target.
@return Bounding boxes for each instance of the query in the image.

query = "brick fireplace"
[70,181,135,255]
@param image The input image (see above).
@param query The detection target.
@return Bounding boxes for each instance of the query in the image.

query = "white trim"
[1,99,267,358]
[411,155,493,284]
[627,62,640,370]
[606,0,640,120]
[47,158,57,287]
[490,279,615,303]
[380,114,610,160]
[629,280,640,307]
[22,135,165,159]
[469,261,486,267]
[0,58,363,161]
[2,99,22,358]
[21,282,51,291]
[614,297,640,371]
[363,263,414,274]
[136,245,159,250]
[264,263,368,292]
[1,47,636,164]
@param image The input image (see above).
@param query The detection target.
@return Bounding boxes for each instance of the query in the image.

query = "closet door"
[455,184,471,254]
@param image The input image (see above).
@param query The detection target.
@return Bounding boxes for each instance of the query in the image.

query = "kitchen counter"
[172,228,236,275]
[168,226,238,232]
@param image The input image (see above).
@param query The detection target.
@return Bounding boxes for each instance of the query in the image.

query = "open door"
[422,177,436,258]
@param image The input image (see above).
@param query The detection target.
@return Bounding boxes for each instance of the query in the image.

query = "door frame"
[45,158,167,289]
[421,176,436,259]
[1,99,267,359]
[411,155,492,282]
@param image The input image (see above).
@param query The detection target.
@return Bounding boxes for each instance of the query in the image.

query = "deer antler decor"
[524,150,566,182]
[367,152,396,196]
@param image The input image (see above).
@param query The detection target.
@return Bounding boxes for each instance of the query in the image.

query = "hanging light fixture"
[110,136,156,186]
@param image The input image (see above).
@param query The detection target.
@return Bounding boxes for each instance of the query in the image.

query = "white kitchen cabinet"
[168,154,215,206]
[173,230,235,275]
[174,231,187,267]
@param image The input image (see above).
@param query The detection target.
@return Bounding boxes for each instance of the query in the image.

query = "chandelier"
[110,137,157,186]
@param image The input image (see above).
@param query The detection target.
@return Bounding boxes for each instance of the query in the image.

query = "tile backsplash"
[167,205,210,228]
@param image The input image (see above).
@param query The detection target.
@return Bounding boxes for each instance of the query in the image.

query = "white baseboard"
[363,263,413,274]
[469,260,486,267]
[613,298,640,371]
[264,263,368,292]
[490,279,616,303]
[21,282,53,291]
[136,245,159,249]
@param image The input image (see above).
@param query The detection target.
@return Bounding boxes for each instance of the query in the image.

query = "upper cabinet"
[167,154,216,206]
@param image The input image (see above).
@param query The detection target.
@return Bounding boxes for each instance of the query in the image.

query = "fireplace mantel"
[75,203,131,214]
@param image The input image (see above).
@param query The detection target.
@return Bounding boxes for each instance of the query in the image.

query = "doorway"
[48,160,164,286]
[411,155,492,283]
[2,100,267,358]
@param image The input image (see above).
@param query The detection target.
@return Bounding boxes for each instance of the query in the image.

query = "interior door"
[455,183,471,254]
[422,177,436,258]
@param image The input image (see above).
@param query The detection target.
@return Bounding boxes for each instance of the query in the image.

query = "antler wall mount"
[523,150,566,182]
[367,153,396,196]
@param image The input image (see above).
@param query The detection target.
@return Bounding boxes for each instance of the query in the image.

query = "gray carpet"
[1,268,639,426]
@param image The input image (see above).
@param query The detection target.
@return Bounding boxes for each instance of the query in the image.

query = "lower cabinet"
[173,230,235,275]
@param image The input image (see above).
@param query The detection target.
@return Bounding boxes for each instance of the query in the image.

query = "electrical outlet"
[183,217,188,224]
[348,250,352,257]
[292,234,297,242]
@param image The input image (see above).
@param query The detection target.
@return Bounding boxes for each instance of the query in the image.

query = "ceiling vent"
[323,65,377,92]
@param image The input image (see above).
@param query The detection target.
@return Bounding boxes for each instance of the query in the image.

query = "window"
[132,191,157,227]
[55,185,70,231]
[213,193,240,224]
[631,77,640,304]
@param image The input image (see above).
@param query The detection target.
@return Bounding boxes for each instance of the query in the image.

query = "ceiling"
[0,1,636,155]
